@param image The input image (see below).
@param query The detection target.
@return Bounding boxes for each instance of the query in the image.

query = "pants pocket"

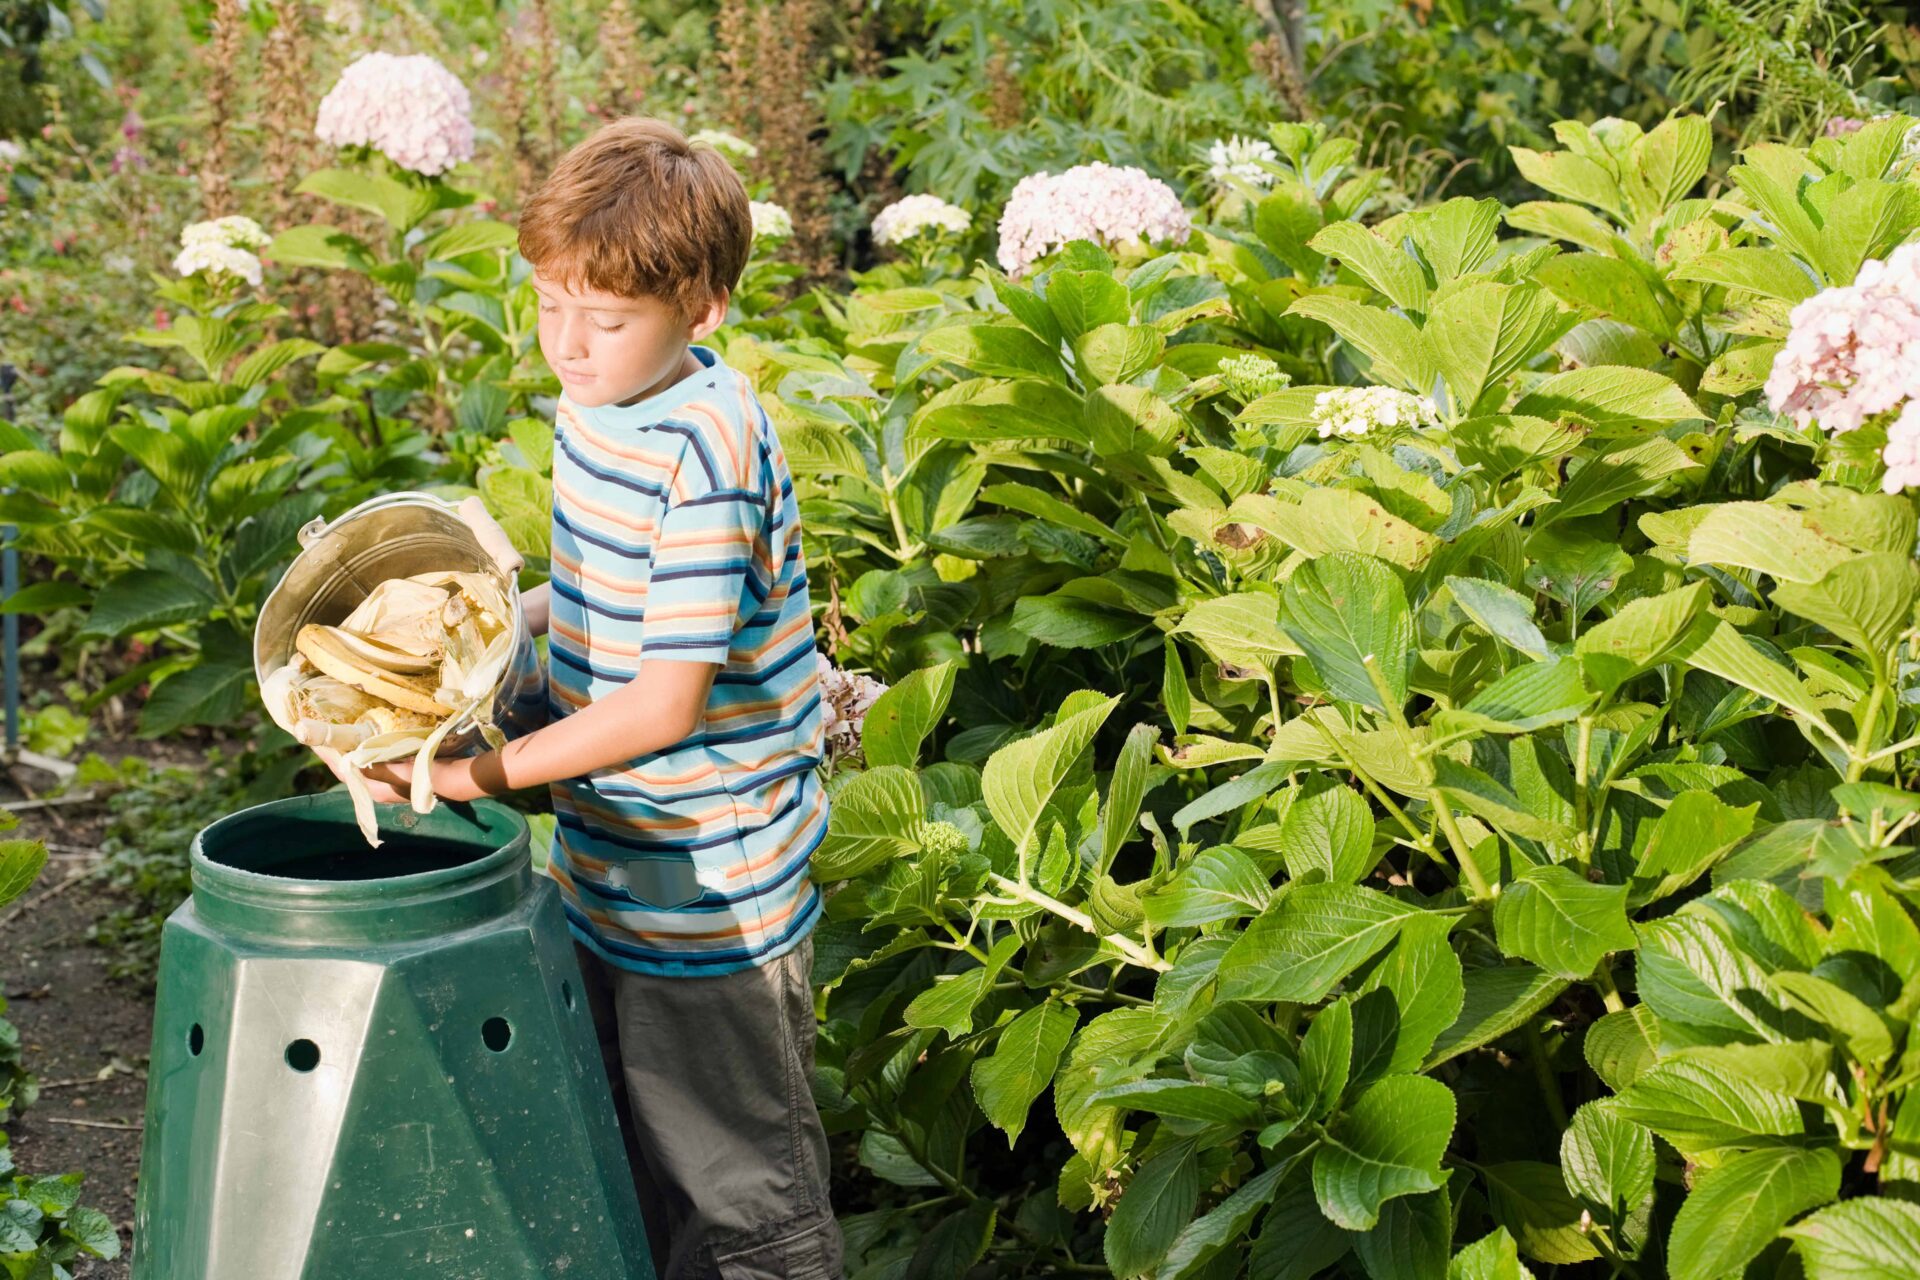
[712,1217,840,1280]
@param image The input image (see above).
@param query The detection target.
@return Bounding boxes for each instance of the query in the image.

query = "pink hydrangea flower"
[1765,243,1920,436]
[1881,401,1920,493]
[314,52,474,177]
[995,161,1190,277]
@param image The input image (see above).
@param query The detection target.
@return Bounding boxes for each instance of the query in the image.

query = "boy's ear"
[688,288,730,341]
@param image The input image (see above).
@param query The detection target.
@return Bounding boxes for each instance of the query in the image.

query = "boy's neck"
[613,345,701,408]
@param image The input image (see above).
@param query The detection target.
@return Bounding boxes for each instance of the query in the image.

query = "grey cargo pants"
[574,940,843,1280]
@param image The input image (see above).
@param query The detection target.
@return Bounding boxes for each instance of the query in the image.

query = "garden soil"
[3,757,173,1279]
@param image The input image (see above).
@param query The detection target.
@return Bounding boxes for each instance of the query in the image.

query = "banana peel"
[261,568,519,848]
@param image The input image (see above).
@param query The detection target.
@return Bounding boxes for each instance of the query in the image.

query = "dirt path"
[3,791,151,1279]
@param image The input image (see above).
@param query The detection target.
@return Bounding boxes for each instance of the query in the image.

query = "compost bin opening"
[202,803,512,882]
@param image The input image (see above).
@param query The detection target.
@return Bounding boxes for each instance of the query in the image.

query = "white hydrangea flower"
[1310,386,1441,439]
[872,194,971,247]
[173,241,264,288]
[0,139,23,165]
[816,651,888,767]
[749,200,794,243]
[180,215,270,251]
[314,51,475,176]
[1207,135,1279,189]
[689,128,758,162]
[103,253,136,275]
[1218,353,1290,404]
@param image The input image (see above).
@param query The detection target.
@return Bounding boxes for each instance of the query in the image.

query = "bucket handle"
[296,490,458,550]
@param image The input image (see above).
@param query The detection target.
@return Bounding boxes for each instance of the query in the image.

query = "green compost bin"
[131,792,653,1279]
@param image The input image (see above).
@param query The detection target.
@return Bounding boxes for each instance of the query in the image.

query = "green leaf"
[918,322,1068,382]
[1605,1058,1802,1155]
[419,218,520,260]
[1672,621,1841,747]
[1015,592,1150,648]
[1560,1101,1654,1225]
[1424,282,1574,411]
[0,839,47,908]
[1449,1228,1536,1280]
[972,1001,1078,1144]
[1089,1079,1263,1127]
[916,379,1088,445]
[1154,1157,1292,1280]
[1353,916,1465,1079]
[79,569,213,640]
[1546,436,1700,522]
[1285,296,1432,392]
[1250,1178,1353,1279]
[1045,268,1130,339]
[1309,221,1431,312]
[264,222,367,269]
[1769,972,1894,1065]
[983,694,1118,864]
[0,581,91,614]
[1278,782,1377,886]
[1583,1006,1659,1090]
[1102,723,1159,874]
[1628,790,1759,906]
[1482,1162,1601,1265]
[903,934,1021,1038]
[1437,659,1594,738]
[1218,884,1425,1004]
[982,481,1122,544]
[1300,997,1355,1120]
[1175,592,1298,667]
[1106,1141,1201,1278]
[1312,1074,1456,1230]
[1426,965,1568,1068]
[230,337,326,390]
[1670,247,1820,302]
[1670,1147,1841,1280]
[295,168,435,232]
[1446,576,1552,660]
[811,766,925,880]
[1534,254,1674,339]
[1514,366,1703,430]
[1354,1189,1452,1280]
[1686,502,1852,584]
[65,1202,121,1259]
[1283,552,1412,714]
[1773,553,1920,654]
[139,648,253,737]
[862,663,955,769]
[1493,863,1636,979]
[1142,845,1272,927]
[906,1200,996,1279]
[1784,1196,1920,1279]
[1575,580,1710,694]
[1076,323,1166,386]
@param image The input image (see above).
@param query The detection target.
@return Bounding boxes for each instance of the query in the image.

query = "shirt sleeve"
[639,413,768,665]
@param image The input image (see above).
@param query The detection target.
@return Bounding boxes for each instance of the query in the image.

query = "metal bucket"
[253,492,545,753]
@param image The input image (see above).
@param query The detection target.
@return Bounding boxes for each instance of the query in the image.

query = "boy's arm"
[522,580,551,637]
[363,658,719,803]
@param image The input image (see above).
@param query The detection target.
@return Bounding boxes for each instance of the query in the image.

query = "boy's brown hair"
[518,117,752,319]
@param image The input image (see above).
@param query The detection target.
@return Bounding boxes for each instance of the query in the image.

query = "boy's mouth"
[557,367,595,386]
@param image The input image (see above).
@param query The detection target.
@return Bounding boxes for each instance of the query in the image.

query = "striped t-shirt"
[543,345,829,977]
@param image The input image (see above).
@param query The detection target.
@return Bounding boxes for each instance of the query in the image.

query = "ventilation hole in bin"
[482,1017,513,1053]
[286,1039,321,1072]
[188,1023,205,1057]
[561,980,575,1011]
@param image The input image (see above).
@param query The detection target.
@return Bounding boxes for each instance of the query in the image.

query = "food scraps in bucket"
[260,570,516,847]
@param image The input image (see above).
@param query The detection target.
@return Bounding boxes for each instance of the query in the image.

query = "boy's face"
[531,268,727,408]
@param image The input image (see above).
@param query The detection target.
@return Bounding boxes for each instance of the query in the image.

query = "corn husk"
[261,568,519,847]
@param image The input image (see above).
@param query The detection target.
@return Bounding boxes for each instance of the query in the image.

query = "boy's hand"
[458,496,524,578]
[361,755,489,804]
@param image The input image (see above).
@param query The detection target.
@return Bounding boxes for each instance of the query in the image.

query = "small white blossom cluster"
[0,139,22,165]
[1764,243,1920,492]
[749,200,794,244]
[995,161,1191,277]
[172,215,272,287]
[314,52,475,176]
[1207,135,1278,190]
[1219,353,1291,404]
[689,129,758,162]
[1310,386,1441,439]
[817,652,887,766]
[872,194,971,247]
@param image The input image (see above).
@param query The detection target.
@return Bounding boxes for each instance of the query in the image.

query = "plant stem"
[986,873,1169,971]
[1594,959,1627,1015]
[1846,678,1889,783]
[1524,1020,1570,1130]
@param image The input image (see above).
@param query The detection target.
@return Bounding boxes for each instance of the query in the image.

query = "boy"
[343,118,840,1280]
